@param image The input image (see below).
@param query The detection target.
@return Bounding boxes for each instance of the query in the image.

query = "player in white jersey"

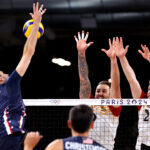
[136,105,150,150]
[137,45,150,150]
[91,105,120,150]
[113,38,149,150]
[74,31,121,150]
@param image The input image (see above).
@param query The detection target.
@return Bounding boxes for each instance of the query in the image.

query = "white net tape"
[23,99,149,106]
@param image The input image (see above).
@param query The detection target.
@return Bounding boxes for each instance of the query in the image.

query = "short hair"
[69,104,94,133]
[98,80,111,88]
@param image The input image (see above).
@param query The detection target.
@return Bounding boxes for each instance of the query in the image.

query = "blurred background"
[0,0,149,99]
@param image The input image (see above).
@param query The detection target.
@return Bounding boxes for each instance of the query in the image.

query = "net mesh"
[24,99,150,150]
[25,106,72,149]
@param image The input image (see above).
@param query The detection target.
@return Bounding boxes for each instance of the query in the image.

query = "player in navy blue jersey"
[0,2,46,150]
[24,104,108,150]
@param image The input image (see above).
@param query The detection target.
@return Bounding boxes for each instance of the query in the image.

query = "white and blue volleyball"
[23,19,44,38]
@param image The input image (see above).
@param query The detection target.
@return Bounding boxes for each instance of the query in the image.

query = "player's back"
[63,136,108,150]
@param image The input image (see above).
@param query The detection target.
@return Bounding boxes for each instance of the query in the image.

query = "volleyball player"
[24,105,108,150]
[112,37,148,150]
[0,2,46,150]
[138,44,150,150]
[74,31,122,150]
[137,83,150,150]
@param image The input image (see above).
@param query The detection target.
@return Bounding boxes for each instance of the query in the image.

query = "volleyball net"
[24,99,150,150]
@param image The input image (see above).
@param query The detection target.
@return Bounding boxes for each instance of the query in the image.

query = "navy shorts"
[0,133,22,150]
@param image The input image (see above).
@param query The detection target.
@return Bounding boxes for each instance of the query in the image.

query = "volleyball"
[23,19,44,38]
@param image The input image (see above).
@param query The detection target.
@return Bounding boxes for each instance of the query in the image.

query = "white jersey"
[136,105,150,150]
[89,106,120,150]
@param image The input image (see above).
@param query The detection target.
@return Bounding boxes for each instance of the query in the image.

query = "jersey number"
[144,109,149,121]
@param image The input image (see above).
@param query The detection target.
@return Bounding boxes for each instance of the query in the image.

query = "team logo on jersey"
[82,137,93,144]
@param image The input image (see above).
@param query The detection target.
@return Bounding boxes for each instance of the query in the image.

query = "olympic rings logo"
[49,99,60,105]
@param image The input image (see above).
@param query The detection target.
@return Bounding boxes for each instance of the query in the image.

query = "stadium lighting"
[51,58,71,67]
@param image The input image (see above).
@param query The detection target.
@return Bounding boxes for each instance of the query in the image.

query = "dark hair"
[98,80,111,88]
[69,104,94,133]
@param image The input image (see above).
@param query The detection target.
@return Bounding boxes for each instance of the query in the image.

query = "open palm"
[74,31,93,53]
[114,37,129,58]
[101,38,116,59]
[138,44,150,62]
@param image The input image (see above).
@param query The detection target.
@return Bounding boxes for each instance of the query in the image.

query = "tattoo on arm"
[78,52,91,98]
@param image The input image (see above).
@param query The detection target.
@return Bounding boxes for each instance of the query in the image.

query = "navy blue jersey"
[63,136,108,150]
[0,70,26,138]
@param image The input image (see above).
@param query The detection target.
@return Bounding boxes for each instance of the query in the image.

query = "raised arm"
[74,31,93,98]
[138,44,150,62]
[101,37,121,98]
[16,2,46,77]
[115,37,142,98]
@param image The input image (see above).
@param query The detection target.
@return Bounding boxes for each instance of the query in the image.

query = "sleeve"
[90,93,94,98]
[137,90,147,111]
[109,106,122,117]
[140,90,147,98]
[6,70,22,95]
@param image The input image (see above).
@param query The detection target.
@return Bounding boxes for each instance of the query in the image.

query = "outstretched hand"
[29,2,46,24]
[101,37,117,59]
[74,30,93,53]
[138,44,150,62]
[113,37,129,58]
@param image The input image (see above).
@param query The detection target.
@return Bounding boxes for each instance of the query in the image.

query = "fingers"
[141,44,149,53]
[39,4,44,11]
[39,4,46,15]
[74,30,89,42]
[125,45,129,53]
[141,44,145,50]
[78,32,81,40]
[35,2,39,12]
[87,42,94,47]
[29,13,33,18]
[32,2,46,15]
[120,37,123,46]
[82,30,85,39]
[41,8,46,15]
[33,3,35,12]
[138,49,144,56]
[101,49,107,54]
[84,32,89,41]
[74,35,78,42]
[112,37,115,45]
[116,37,119,44]
[28,131,43,139]
[35,131,43,139]
[109,39,112,48]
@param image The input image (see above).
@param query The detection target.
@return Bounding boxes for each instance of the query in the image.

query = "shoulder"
[7,70,22,81]
[45,139,63,150]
